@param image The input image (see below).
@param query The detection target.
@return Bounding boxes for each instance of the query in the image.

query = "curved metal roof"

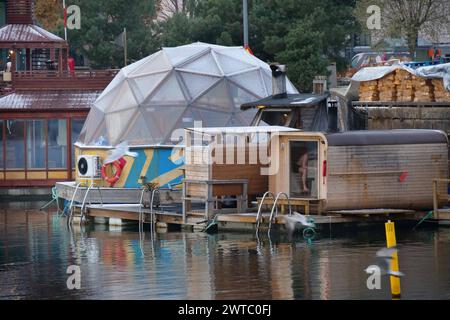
[327,130,448,146]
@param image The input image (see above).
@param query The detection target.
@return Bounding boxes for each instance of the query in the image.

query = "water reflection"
[0,205,449,300]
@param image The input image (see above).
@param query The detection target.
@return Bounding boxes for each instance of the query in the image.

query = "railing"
[432,179,450,220]
[10,70,119,91]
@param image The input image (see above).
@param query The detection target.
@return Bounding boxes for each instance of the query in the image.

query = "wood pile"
[432,79,450,103]
[377,73,397,101]
[413,76,434,102]
[358,67,449,103]
[395,69,414,102]
[358,80,379,102]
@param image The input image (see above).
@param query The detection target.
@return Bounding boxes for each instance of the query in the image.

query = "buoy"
[385,220,401,298]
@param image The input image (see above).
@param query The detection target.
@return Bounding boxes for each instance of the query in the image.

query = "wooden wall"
[326,143,448,211]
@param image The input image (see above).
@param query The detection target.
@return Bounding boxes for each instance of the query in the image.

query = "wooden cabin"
[183,126,298,220]
[183,127,448,217]
[270,129,449,212]
[241,93,331,131]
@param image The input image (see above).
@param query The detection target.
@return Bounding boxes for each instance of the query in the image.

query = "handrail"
[150,189,161,236]
[255,191,275,235]
[432,178,450,220]
[79,182,103,225]
[13,69,119,79]
[67,182,81,225]
[268,192,292,236]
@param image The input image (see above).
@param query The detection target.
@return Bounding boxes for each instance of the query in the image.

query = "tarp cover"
[352,62,450,92]
[77,42,298,147]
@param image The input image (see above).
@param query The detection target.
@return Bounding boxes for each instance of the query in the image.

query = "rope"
[413,210,434,230]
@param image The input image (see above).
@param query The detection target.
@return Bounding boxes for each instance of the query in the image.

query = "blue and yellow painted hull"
[75,146,184,189]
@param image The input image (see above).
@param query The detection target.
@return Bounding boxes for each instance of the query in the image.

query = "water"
[0,202,449,300]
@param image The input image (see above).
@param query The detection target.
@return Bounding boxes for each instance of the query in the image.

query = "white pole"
[63,0,68,41]
[243,0,249,48]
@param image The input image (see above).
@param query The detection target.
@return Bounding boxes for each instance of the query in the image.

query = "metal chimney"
[270,64,287,99]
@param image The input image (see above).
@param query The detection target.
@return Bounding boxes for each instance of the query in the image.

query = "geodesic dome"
[78,42,298,146]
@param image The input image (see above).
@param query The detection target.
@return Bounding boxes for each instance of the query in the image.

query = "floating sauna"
[183,126,298,219]
[271,129,449,211]
[183,127,449,217]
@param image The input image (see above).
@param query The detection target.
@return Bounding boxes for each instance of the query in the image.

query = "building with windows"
[0,0,116,188]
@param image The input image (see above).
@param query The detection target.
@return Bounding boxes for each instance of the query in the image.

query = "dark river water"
[0,202,449,300]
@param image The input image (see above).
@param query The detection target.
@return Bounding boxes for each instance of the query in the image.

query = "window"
[5,120,25,169]
[26,120,46,169]
[71,119,85,168]
[258,109,292,127]
[48,119,67,169]
[0,120,3,170]
[289,141,319,199]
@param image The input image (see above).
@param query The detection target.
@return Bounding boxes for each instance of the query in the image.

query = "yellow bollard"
[385,220,401,298]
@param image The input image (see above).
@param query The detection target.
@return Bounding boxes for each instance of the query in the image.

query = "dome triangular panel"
[179,71,220,100]
[179,52,221,76]
[163,45,210,67]
[148,73,187,105]
[215,52,255,75]
[193,80,234,112]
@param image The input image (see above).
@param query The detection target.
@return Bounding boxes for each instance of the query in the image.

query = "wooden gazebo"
[0,0,69,73]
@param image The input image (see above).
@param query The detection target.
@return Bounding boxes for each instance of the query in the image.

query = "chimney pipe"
[270,64,287,99]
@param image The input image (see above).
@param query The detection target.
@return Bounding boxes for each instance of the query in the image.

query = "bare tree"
[355,0,450,54]
[156,0,197,21]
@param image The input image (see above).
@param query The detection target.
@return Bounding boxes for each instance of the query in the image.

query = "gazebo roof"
[0,90,101,111]
[0,24,67,48]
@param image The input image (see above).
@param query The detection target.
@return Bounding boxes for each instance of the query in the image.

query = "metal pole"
[63,0,68,41]
[124,27,128,66]
[243,0,249,48]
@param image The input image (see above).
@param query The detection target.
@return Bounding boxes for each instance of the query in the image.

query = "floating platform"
[57,181,450,231]
[68,203,438,232]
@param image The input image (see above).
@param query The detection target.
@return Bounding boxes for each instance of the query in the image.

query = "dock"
[68,202,436,232]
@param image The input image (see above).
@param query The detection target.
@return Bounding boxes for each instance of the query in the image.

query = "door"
[289,140,319,198]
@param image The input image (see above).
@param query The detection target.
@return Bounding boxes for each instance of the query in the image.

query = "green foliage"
[66,0,158,68]
[276,18,329,92]
[36,0,357,90]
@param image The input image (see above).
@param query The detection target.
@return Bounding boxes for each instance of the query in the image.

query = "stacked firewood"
[432,79,450,102]
[358,80,379,102]
[377,73,397,101]
[413,76,434,102]
[395,69,414,102]
[358,67,449,103]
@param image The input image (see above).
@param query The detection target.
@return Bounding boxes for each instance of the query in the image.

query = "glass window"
[0,120,3,169]
[5,120,25,169]
[290,141,319,199]
[71,119,85,168]
[48,119,67,169]
[26,120,46,169]
[258,109,292,127]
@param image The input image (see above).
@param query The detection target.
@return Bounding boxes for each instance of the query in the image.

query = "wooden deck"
[57,181,449,231]
[71,202,430,232]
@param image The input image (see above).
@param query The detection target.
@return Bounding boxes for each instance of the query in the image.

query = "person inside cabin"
[297,147,309,194]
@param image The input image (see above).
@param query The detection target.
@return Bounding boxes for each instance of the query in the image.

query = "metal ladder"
[267,192,292,236]
[255,191,274,235]
[67,182,82,225]
[79,182,104,225]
